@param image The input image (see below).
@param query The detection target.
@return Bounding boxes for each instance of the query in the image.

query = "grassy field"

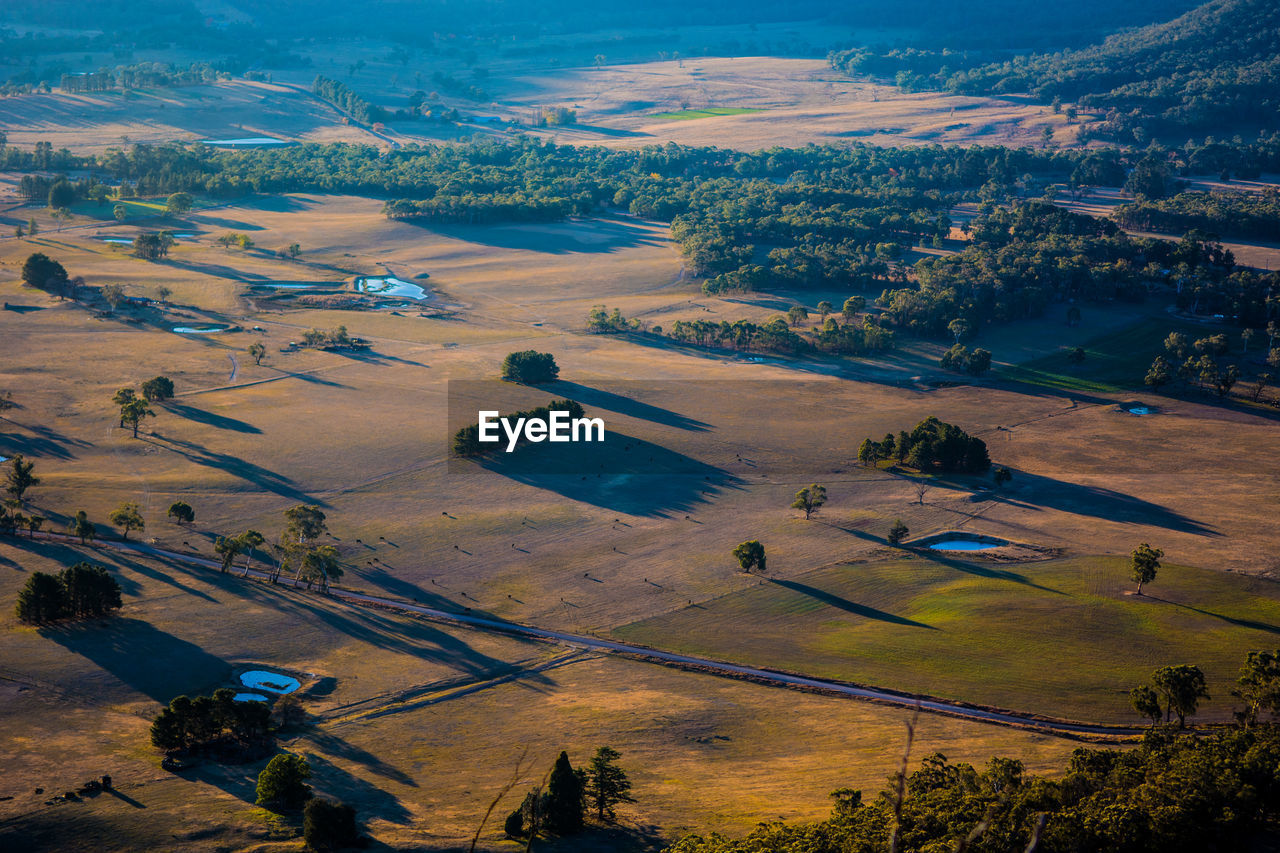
[0,540,1085,851]
[648,107,765,121]
[613,554,1280,724]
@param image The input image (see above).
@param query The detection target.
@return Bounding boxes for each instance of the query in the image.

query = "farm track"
[10,532,1143,741]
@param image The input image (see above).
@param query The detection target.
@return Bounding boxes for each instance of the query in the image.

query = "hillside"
[834,0,1280,141]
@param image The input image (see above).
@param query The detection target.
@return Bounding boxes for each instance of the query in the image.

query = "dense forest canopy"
[832,0,1280,140]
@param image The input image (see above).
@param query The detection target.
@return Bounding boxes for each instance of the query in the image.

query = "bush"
[501,350,560,384]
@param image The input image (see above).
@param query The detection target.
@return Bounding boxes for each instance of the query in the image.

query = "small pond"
[1128,406,1154,415]
[929,539,1000,552]
[233,693,270,703]
[239,670,301,695]
[202,137,290,147]
[355,276,429,300]
[100,237,134,245]
[173,325,231,334]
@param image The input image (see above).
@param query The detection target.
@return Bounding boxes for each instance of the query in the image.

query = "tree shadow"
[140,433,324,505]
[301,732,418,791]
[301,752,414,824]
[40,617,231,703]
[0,421,94,460]
[472,432,741,517]
[405,215,665,255]
[917,550,1067,595]
[166,402,263,434]
[1148,595,1280,635]
[767,578,936,629]
[549,381,711,431]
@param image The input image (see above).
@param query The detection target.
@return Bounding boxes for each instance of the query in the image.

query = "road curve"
[13,532,1139,739]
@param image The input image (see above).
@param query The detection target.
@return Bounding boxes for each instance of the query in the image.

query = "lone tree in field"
[167,501,195,525]
[501,350,560,384]
[21,252,68,295]
[1130,543,1163,595]
[1130,685,1163,727]
[732,540,766,573]
[1151,664,1209,727]
[69,510,95,544]
[112,387,136,426]
[109,502,145,540]
[248,342,267,365]
[791,484,827,519]
[141,375,174,403]
[5,454,39,507]
[888,519,909,545]
[121,397,155,437]
[256,753,312,810]
[544,751,585,835]
[992,466,1013,487]
[586,746,634,822]
[164,192,193,216]
[303,798,359,852]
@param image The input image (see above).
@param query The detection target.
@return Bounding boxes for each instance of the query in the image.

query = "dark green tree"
[69,510,95,544]
[15,571,65,624]
[141,376,174,402]
[585,746,634,821]
[60,562,122,618]
[501,350,560,384]
[120,397,155,437]
[167,501,195,524]
[732,540,766,573]
[1130,685,1163,726]
[1152,664,1209,727]
[303,798,359,852]
[790,484,827,519]
[1130,543,1163,595]
[544,751,585,835]
[256,753,312,809]
[5,453,39,506]
[888,519,909,545]
[109,502,145,540]
[1232,650,1280,728]
[47,179,75,209]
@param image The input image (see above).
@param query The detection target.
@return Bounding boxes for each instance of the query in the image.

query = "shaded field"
[648,107,765,121]
[613,554,1280,724]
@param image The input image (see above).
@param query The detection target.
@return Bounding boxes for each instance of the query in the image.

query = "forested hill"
[832,0,1280,142]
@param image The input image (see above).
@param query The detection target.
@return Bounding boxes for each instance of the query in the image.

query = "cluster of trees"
[132,231,176,260]
[1116,189,1280,243]
[1144,330,1277,401]
[312,75,389,125]
[300,325,362,350]
[15,562,122,624]
[113,378,173,437]
[504,748,634,840]
[20,252,76,300]
[501,350,560,384]
[586,306,640,333]
[60,60,233,93]
[664,315,894,357]
[857,417,991,473]
[939,344,993,376]
[150,688,272,758]
[452,399,585,457]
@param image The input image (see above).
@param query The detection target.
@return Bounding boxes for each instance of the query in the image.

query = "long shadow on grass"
[302,753,413,823]
[982,470,1218,537]
[40,617,231,703]
[140,433,324,505]
[767,578,936,629]
[1151,596,1280,635]
[472,431,740,517]
[0,420,94,460]
[919,551,1067,595]
[303,733,418,792]
[406,215,665,254]
[165,402,263,434]
[550,381,711,431]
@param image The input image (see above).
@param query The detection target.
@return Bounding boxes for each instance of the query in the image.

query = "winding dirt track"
[16,532,1140,740]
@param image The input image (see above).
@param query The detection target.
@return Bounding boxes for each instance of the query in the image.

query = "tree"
[1130,543,1163,595]
[790,484,827,519]
[965,347,992,376]
[501,350,559,384]
[786,305,809,326]
[15,572,65,623]
[288,243,301,259]
[27,217,38,238]
[167,501,195,524]
[113,203,128,222]
[1232,649,1280,728]
[1066,346,1086,365]
[545,751,585,835]
[109,502,145,540]
[303,798,359,852]
[1145,356,1172,391]
[816,300,833,321]
[857,438,878,467]
[585,746,634,822]
[248,342,267,365]
[256,753,312,809]
[51,207,73,231]
[239,530,266,576]
[25,515,44,538]
[1152,664,1209,727]
[69,510,95,544]
[47,179,75,209]
[165,192,193,216]
[60,562,122,618]
[888,519,909,545]
[1130,685,1162,726]
[112,387,136,427]
[1242,328,1255,354]
[21,252,68,293]
[298,544,343,592]
[141,375,174,402]
[947,318,971,344]
[156,285,172,304]
[732,540,766,573]
[842,295,865,320]
[214,535,244,573]
[5,454,39,506]
[993,466,1012,487]
[101,283,124,313]
[121,397,155,437]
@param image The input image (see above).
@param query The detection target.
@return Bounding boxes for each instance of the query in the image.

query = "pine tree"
[544,751,584,835]
[15,572,65,623]
[586,746,635,821]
